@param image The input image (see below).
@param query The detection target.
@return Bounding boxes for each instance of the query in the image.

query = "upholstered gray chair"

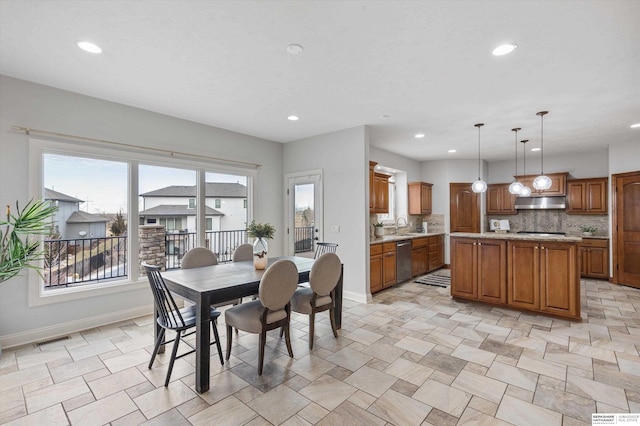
[232,243,253,262]
[181,247,241,308]
[290,252,341,349]
[225,259,299,375]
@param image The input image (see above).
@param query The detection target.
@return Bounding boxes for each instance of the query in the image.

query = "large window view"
[40,150,250,291]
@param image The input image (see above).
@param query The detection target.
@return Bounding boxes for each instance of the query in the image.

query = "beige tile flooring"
[1,277,639,425]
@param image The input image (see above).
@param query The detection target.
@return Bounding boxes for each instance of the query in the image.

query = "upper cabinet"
[567,177,608,215]
[408,182,433,215]
[486,183,516,215]
[369,161,390,214]
[516,172,568,196]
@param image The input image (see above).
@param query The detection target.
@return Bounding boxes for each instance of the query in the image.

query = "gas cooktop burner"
[517,231,566,237]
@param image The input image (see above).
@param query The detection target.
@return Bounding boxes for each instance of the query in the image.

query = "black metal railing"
[294,226,314,253]
[44,236,128,288]
[165,229,248,269]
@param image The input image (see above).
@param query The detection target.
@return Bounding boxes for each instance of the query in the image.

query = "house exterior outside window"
[215,198,221,209]
[188,198,195,209]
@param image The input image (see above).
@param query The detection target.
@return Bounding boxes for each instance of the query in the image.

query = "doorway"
[285,171,323,257]
[450,182,480,233]
[612,171,640,288]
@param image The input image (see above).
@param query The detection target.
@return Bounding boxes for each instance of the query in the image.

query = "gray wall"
[0,75,283,344]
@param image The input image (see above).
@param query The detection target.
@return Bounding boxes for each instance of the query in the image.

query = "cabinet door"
[580,246,588,276]
[477,239,507,303]
[486,185,502,214]
[586,180,607,214]
[507,241,540,310]
[428,235,444,271]
[370,254,383,293]
[411,247,428,276]
[586,247,608,279]
[383,251,397,287]
[451,238,478,299]
[373,173,389,213]
[539,242,579,317]
[500,185,517,214]
[516,173,567,196]
[567,181,586,213]
[421,184,432,214]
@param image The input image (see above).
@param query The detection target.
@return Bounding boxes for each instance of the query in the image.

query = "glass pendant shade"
[472,179,488,193]
[509,181,524,195]
[520,186,532,197]
[472,123,487,193]
[533,174,552,190]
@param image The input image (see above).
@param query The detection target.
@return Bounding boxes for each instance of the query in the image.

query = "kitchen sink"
[401,232,428,236]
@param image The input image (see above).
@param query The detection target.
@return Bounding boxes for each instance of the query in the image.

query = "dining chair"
[290,252,342,349]
[232,243,253,262]
[181,247,241,308]
[314,242,338,259]
[142,263,224,387]
[224,259,299,375]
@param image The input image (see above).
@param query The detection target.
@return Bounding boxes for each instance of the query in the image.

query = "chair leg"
[149,328,165,369]
[258,330,267,375]
[279,326,284,338]
[212,321,224,366]
[284,321,294,358]
[308,310,315,350]
[225,325,233,361]
[329,305,338,338]
[165,331,181,387]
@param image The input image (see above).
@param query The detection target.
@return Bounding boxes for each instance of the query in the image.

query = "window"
[215,199,221,209]
[244,199,247,208]
[30,138,255,304]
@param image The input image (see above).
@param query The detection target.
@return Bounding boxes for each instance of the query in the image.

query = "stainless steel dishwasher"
[396,240,412,283]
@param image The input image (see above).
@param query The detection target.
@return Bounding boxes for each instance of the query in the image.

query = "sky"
[44,154,248,214]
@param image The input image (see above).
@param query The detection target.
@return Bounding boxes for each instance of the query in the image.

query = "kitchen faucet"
[395,217,407,235]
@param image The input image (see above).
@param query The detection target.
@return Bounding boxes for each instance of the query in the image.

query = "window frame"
[28,137,256,306]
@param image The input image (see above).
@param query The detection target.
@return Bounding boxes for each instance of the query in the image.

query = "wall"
[608,140,639,175]
[283,126,369,302]
[0,75,283,347]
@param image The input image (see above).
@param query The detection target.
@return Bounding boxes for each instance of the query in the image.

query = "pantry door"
[612,171,640,288]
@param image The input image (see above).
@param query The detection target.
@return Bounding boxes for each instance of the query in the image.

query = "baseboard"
[0,304,154,350]
[343,289,370,304]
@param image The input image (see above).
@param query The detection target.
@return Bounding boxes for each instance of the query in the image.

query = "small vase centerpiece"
[247,220,275,270]
[579,225,597,237]
[373,222,384,238]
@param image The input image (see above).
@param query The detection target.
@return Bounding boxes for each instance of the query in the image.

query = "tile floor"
[1,277,639,425]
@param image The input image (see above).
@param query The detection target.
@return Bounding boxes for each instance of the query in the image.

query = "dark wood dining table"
[159,256,343,393]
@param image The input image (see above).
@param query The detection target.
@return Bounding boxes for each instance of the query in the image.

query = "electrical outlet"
[330,225,340,233]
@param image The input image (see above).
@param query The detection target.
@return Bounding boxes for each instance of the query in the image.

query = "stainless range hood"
[514,196,566,210]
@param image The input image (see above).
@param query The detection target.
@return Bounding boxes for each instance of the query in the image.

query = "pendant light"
[532,110,552,190]
[471,123,487,193]
[519,139,532,196]
[508,127,524,195]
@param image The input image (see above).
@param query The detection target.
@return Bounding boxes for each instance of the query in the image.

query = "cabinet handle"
[478,242,482,246]
[535,246,538,250]
[541,246,545,250]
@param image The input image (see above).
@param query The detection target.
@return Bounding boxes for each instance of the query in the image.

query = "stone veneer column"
[139,225,166,275]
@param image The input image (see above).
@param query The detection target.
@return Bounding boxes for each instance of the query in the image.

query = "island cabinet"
[411,238,428,276]
[507,240,579,319]
[408,182,433,215]
[486,184,517,215]
[567,177,608,214]
[370,243,397,293]
[450,237,507,303]
[515,172,568,196]
[580,239,609,279]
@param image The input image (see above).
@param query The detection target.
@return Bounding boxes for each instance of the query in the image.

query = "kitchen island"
[450,232,582,320]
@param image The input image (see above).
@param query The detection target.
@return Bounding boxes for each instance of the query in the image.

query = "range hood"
[514,196,566,210]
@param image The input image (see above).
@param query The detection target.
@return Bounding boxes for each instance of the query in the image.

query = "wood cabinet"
[408,182,433,215]
[515,172,568,196]
[450,237,507,304]
[567,177,608,214]
[411,238,428,276]
[486,184,517,215]
[507,240,579,319]
[370,243,397,293]
[580,238,609,279]
[428,234,444,272]
[369,162,390,214]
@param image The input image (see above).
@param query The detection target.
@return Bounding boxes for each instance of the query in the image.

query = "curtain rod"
[11,125,261,169]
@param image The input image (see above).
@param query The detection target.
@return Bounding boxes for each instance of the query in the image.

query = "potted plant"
[246,220,275,269]
[373,222,385,238]
[1,200,57,283]
[579,225,597,236]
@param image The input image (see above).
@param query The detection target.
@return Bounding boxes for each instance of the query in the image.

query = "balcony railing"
[165,229,248,269]
[294,226,314,253]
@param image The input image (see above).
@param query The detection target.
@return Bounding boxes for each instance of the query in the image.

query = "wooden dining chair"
[224,259,299,375]
[181,247,241,308]
[232,243,253,262]
[290,252,342,349]
[143,263,224,386]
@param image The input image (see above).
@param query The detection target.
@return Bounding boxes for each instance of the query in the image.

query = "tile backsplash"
[486,210,608,237]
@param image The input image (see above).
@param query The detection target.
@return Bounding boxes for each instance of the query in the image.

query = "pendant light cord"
[512,128,520,177]
[475,123,484,180]
[521,139,528,175]
[537,111,548,174]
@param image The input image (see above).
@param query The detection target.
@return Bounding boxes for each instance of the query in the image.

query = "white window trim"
[28,137,256,306]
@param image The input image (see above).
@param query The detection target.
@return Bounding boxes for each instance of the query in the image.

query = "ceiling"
[1,1,638,162]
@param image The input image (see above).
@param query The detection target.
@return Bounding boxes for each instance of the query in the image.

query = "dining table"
[159,256,343,393]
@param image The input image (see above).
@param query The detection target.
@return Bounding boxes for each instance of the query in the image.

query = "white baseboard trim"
[342,289,370,304]
[0,305,154,350]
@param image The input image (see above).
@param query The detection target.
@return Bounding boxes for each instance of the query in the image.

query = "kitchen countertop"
[577,235,609,240]
[370,232,445,244]
[450,232,582,242]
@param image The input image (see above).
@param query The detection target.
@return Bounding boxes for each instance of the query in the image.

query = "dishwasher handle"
[397,241,412,247]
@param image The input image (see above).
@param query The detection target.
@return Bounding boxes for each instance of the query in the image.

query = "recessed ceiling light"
[414,133,425,139]
[448,149,457,153]
[287,115,299,121]
[531,147,541,152]
[631,123,640,128]
[77,41,102,54]
[286,44,304,55]
[492,43,517,56]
